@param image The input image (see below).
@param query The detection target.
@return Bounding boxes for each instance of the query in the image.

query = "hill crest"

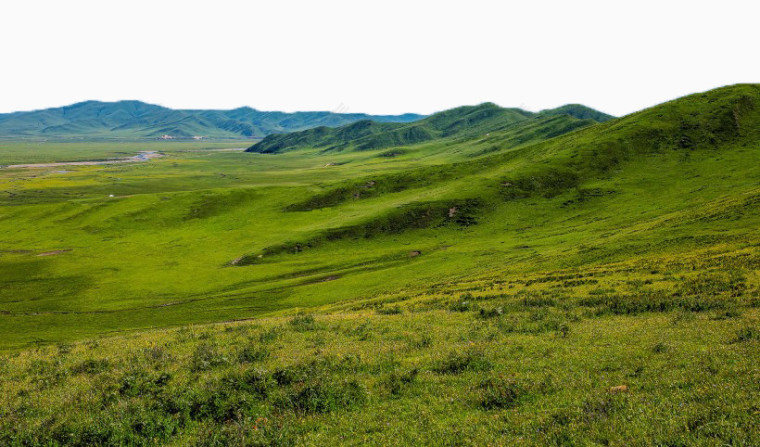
[247,102,612,154]
[0,100,426,140]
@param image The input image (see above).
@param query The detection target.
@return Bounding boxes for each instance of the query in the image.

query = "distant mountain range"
[0,100,425,140]
[247,103,614,153]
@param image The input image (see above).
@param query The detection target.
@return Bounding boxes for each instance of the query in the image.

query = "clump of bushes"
[710,308,743,320]
[478,376,525,409]
[376,305,403,315]
[258,327,282,343]
[432,349,492,374]
[190,343,231,372]
[582,394,625,423]
[57,343,74,355]
[71,358,111,375]
[449,300,473,312]
[382,368,419,396]
[478,306,504,319]
[677,271,747,297]
[520,295,557,308]
[578,291,732,315]
[289,314,317,332]
[141,345,172,364]
[497,311,567,334]
[238,346,270,363]
[118,370,171,398]
[222,368,272,398]
[500,168,580,200]
[273,379,367,414]
[732,326,759,343]
[406,334,433,350]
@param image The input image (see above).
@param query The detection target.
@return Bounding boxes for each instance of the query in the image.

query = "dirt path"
[0,151,162,169]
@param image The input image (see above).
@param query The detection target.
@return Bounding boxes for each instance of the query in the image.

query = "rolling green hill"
[539,103,615,122]
[247,102,612,153]
[0,85,758,445]
[0,100,424,140]
[0,84,757,346]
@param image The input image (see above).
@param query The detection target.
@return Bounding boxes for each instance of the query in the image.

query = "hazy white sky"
[0,0,756,116]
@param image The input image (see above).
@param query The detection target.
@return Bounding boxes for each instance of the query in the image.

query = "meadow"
[1,254,758,445]
[0,84,758,445]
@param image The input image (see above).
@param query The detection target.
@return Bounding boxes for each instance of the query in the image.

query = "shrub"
[26,358,68,388]
[188,387,256,423]
[497,313,566,334]
[349,321,373,341]
[432,349,492,374]
[118,371,171,398]
[521,295,557,307]
[238,346,270,363]
[191,343,231,372]
[710,308,743,320]
[382,368,419,396]
[223,368,272,398]
[142,345,172,364]
[449,301,473,312]
[274,379,367,414]
[579,291,729,315]
[57,343,73,355]
[677,271,747,297]
[582,395,623,422]
[258,327,281,343]
[500,168,580,200]
[478,376,525,409]
[192,418,300,447]
[478,307,503,319]
[271,359,335,386]
[289,314,317,332]
[732,326,759,343]
[407,334,433,349]
[71,358,111,375]
[376,305,403,315]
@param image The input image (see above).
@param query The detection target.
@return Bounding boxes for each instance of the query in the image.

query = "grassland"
[1,258,758,445]
[0,85,759,445]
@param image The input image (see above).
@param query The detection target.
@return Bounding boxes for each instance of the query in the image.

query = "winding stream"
[0,151,161,169]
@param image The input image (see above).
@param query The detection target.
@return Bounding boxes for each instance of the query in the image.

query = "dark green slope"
[489,83,760,204]
[247,102,611,154]
[540,104,614,122]
[0,101,425,140]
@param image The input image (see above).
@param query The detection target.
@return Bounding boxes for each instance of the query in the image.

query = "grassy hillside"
[1,265,757,445]
[1,84,758,348]
[0,101,424,140]
[539,104,614,122]
[0,84,758,445]
[246,102,610,154]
